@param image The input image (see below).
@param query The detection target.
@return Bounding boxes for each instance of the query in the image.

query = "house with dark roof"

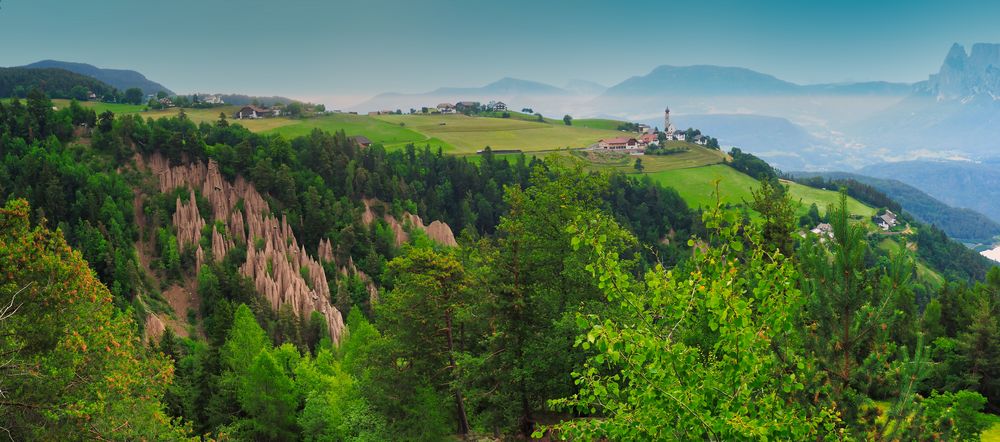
[455,101,480,112]
[874,210,899,230]
[436,103,456,114]
[234,105,273,119]
[350,135,372,149]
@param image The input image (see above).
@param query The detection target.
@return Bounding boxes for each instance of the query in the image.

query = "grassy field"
[646,164,875,217]
[263,113,439,148]
[130,107,444,149]
[984,415,1000,442]
[49,99,148,114]
[570,142,726,173]
[878,238,945,288]
[573,118,628,130]
[66,103,632,155]
[373,114,626,154]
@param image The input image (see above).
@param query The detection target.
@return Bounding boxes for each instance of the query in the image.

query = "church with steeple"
[663,106,683,141]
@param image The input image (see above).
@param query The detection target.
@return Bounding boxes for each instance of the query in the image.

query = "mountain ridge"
[600,64,913,97]
[22,59,173,96]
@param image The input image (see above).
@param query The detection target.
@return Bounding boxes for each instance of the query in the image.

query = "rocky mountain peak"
[927,42,1000,101]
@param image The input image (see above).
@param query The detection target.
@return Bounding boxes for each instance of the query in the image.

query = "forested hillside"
[0,67,115,99]
[22,60,173,96]
[2,90,999,440]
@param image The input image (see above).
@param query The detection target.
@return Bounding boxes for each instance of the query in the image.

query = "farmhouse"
[639,133,659,147]
[455,101,480,112]
[158,97,175,107]
[487,101,507,111]
[437,103,456,114]
[599,137,640,150]
[350,135,372,149]
[637,124,651,134]
[234,105,274,119]
[874,210,899,230]
[368,110,394,116]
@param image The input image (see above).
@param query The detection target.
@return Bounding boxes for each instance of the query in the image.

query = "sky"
[2,0,1000,107]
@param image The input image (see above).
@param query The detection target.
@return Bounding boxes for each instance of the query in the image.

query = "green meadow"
[373,114,625,153]
[646,164,876,217]
[570,142,726,173]
[50,99,148,114]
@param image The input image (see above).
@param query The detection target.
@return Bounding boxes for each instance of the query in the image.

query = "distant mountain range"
[429,77,570,96]
[357,65,915,113]
[918,43,1000,101]
[353,77,584,113]
[600,65,912,97]
[852,43,1000,159]
[562,79,608,96]
[22,60,173,96]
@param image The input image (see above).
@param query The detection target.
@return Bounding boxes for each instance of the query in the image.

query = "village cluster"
[596,107,709,153]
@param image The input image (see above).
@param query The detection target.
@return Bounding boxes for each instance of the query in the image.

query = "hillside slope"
[647,164,874,217]
[23,59,173,95]
[0,67,115,98]
[794,171,1000,244]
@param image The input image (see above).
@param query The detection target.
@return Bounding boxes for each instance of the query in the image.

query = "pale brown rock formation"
[144,313,166,343]
[362,199,458,247]
[173,189,205,250]
[146,153,346,343]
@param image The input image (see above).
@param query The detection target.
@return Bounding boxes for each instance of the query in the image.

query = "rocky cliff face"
[146,154,346,343]
[361,199,458,247]
[924,43,1000,101]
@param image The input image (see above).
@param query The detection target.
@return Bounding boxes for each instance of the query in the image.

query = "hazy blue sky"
[2,0,999,106]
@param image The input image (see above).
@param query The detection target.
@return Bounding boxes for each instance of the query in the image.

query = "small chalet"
[692,135,708,145]
[234,105,273,119]
[599,137,640,150]
[637,124,651,134]
[350,135,372,149]
[874,210,899,231]
[368,110,393,116]
[487,101,507,111]
[437,103,456,114]
[87,91,98,101]
[159,97,175,108]
[455,101,480,112]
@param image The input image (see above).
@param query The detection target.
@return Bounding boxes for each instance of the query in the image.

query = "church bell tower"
[664,106,672,133]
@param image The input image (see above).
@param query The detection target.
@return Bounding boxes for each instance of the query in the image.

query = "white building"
[437,103,456,114]
[201,94,224,105]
